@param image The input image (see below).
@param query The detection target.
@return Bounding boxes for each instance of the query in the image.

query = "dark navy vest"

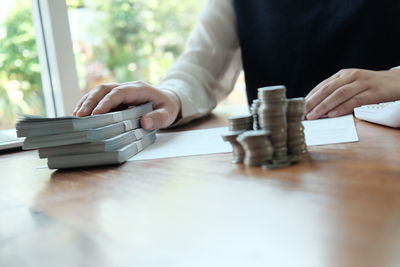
[233,0,400,104]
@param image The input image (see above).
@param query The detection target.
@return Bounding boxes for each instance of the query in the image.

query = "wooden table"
[1,106,400,267]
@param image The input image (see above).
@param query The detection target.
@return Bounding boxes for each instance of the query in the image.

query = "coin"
[223,86,308,169]
[237,130,274,167]
[221,131,246,164]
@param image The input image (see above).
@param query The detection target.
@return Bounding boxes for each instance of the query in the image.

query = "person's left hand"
[305,68,400,120]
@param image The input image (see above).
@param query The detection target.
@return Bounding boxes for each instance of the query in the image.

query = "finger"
[73,94,89,116]
[140,108,172,130]
[326,92,369,118]
[76,83,119,117]
[305,70,343,101]
[306,82,366,120]
[92,84,162,115]
[305,74,355,116]
[305,76,336,100]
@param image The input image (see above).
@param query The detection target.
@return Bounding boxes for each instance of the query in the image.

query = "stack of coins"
[257,86,288,159]
[222,131,246,164]
[228,115,253,131]
[237,130,274,167]
[250,99,261,130]
[287,98,307,157]
[222,85,308,169]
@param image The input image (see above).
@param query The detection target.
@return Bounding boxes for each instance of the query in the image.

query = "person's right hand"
[73,81,181,130]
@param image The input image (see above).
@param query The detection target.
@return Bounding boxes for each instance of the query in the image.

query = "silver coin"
[262,162,291,169]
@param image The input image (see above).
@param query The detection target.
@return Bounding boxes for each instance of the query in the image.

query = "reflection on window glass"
[67,0,205,93]
[0,0,45,129]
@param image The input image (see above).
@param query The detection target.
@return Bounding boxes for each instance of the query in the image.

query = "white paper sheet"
[129,127,232,161]
[302,115,359,146]
[129,115,359,161]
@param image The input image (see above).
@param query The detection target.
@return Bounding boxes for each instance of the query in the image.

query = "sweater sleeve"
[157,0,241,126]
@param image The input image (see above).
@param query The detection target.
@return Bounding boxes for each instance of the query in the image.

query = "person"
[73,0,400,129]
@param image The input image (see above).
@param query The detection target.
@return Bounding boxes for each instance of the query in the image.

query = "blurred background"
[0,0,245,129]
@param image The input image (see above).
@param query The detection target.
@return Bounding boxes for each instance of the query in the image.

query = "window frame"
[31,0,81,117]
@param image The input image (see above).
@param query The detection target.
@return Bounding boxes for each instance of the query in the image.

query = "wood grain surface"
[1,106,400,267]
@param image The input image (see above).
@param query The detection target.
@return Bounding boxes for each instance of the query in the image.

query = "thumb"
[140,108,173,130]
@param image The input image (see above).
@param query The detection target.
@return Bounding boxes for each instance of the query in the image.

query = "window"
[0,0,243,131]
[0,0,45,129]
[66,0,206,93]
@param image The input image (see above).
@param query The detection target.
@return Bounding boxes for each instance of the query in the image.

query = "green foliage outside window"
[71,0,204,90]
[0,0,204,128]
[0,0,44,129]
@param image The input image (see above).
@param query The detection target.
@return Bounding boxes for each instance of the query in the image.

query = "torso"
[233,0,400,103]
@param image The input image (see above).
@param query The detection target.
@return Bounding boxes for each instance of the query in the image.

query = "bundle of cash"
[16,103,156,169]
